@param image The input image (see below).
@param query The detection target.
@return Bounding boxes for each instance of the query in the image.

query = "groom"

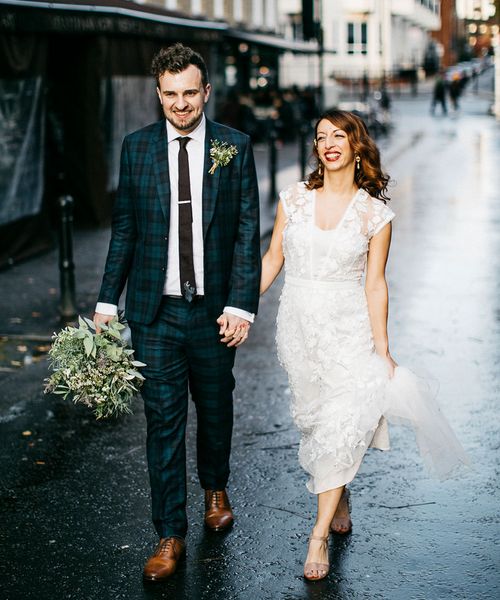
[94,43,261,581]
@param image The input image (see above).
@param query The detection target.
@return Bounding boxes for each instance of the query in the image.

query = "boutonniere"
[208,139,238,175]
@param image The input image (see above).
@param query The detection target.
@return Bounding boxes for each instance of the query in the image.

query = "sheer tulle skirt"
[277,278,469,494]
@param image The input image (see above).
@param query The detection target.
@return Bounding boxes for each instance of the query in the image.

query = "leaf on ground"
[36,345,51,352]
[22,430,32,437]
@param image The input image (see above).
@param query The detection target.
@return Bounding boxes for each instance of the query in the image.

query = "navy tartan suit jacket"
[98,118,261,325]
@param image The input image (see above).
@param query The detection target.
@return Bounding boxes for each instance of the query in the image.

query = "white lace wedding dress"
[276,182,469,494]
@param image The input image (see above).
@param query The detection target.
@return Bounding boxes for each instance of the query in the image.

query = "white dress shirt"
[96,115,254,323]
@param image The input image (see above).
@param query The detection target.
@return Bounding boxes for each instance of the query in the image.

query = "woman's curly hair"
[306,110,390,202]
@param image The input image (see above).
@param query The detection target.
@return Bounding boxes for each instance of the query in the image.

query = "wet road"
[1,80,499,599]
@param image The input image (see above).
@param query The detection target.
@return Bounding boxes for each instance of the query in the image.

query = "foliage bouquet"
[44,316,145,419]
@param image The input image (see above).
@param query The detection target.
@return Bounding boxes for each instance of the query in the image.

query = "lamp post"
[58,195,77,320]
[495,33,500,121]
[303,0,324,112]
[317,7,325,113]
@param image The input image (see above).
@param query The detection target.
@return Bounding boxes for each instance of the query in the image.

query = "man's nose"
[174,95,189,109]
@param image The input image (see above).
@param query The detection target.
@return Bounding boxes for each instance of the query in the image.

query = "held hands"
[93,312,115,334]
[217,313,251,347]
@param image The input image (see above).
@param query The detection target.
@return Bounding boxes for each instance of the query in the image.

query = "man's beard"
[166,111,202,132]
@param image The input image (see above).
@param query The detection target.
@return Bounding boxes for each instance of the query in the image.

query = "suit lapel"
[151,122,171,224]
[202,119,220,240]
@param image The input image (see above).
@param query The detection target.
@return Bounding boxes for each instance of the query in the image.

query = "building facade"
[456,0,498,58]
[279,0,442,93]
[143,0,279,29]
[431,0,460,67]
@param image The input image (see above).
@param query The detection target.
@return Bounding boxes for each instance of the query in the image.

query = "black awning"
[0,0,226,40]
[0,0,318,52]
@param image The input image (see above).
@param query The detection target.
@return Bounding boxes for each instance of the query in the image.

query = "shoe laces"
[209,490,224,507]
[155,538,176,556]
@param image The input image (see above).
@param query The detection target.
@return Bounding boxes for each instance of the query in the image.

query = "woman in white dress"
[260,110,468,581]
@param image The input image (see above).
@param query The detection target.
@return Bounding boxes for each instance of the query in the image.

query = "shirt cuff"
[95,302,118,316]
[223,306,255,323]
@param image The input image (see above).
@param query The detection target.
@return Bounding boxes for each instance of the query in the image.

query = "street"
[0,73,499,600]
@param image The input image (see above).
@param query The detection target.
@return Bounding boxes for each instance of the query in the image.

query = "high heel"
[330,488,352,535]
[303,535,329,581]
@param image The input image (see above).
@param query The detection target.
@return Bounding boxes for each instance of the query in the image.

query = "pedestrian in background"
[431,70,448,115]
[260,110,469,581]
[449,72,462,112]
[94,43,261,582]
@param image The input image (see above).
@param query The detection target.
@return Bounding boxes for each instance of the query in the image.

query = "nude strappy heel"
[303,535,329,581]
[330,488,353,535]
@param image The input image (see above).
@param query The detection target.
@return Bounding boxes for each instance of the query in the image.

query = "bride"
[260,110,468,581]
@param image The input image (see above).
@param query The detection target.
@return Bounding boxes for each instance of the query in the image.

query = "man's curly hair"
[151,43,209,87]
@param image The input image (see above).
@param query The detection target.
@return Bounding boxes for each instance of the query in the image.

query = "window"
[347,22,367,55]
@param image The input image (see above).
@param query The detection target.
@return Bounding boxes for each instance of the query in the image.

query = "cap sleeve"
[279,182,306,218]
[368,198,395,238]
[278,186,291,218]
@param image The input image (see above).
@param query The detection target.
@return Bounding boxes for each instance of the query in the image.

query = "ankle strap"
[309,535,328,542]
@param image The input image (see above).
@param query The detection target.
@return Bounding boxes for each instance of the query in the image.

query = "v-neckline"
[312,188,360,232]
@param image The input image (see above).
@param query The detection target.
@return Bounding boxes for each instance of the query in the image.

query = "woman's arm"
[365,222,397,376]
[260,201,286,294]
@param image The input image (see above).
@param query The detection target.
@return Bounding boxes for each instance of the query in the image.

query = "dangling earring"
[318,162,323,176]
[355,155,361,171]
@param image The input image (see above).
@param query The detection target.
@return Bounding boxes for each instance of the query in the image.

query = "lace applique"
[279,181,311,224]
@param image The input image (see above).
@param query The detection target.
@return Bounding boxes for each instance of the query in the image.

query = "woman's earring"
[318,162,323,176]
[355,155,361,171]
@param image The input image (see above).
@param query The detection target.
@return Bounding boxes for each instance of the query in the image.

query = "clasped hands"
[217,313,251,347]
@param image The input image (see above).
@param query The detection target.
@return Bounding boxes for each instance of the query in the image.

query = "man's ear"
[204,83,212,104]
[156,86,162,104]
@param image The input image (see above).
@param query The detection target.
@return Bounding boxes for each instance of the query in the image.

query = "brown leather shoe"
[204,489,234,531]
[143,537,185,582]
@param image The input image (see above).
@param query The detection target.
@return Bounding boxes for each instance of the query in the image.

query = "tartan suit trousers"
[130,296,236,539]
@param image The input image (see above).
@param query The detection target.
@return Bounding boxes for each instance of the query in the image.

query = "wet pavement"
[1,71,499,600]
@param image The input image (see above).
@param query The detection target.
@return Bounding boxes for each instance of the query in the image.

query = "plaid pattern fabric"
[130,297,236,538]
[98,119,261,324]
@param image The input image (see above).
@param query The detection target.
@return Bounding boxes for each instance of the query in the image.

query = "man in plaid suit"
[94,44,261,581]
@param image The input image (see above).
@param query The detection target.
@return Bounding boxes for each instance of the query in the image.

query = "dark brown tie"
[177,136,196,302]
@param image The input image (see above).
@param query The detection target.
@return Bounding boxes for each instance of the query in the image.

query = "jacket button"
[161,267,165,272]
